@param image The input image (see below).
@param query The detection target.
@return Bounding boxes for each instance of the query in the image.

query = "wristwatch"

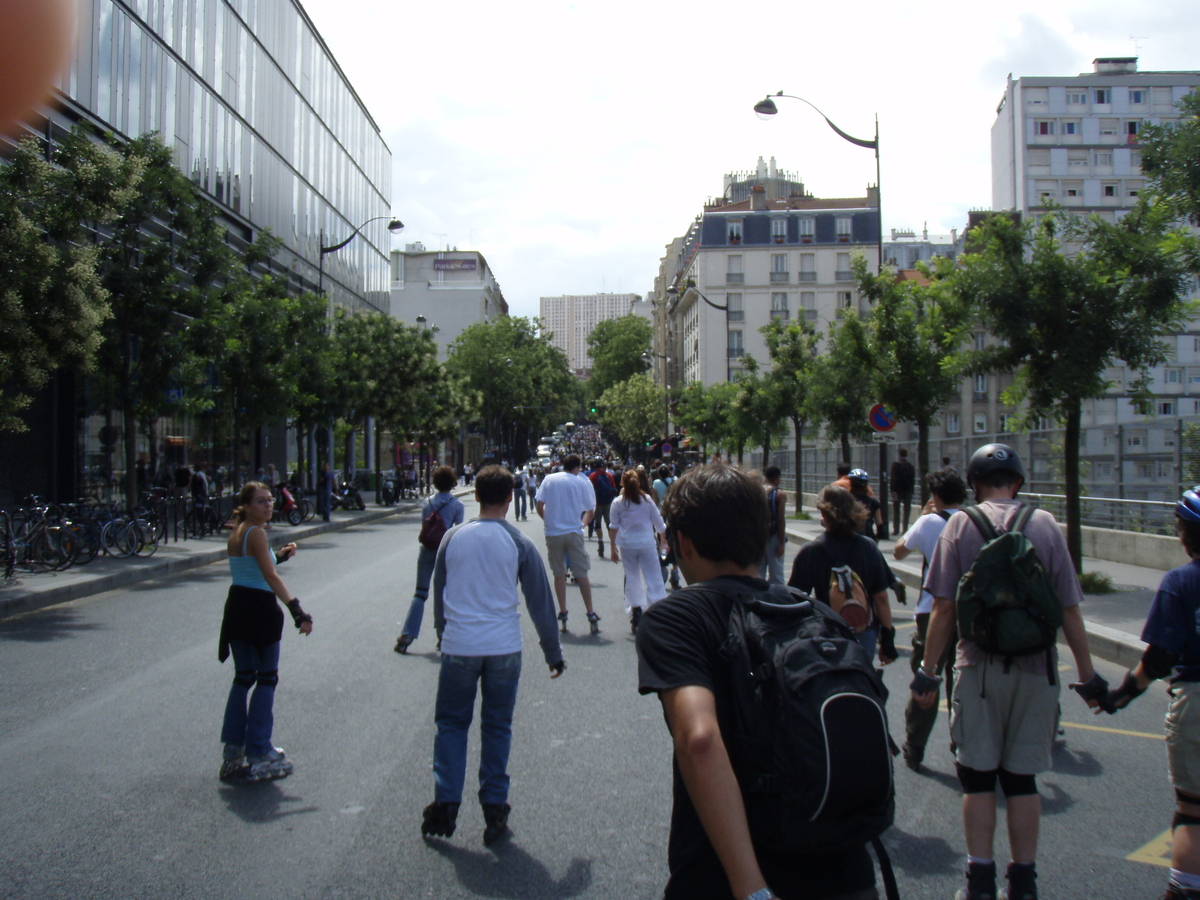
[744,890,776,900]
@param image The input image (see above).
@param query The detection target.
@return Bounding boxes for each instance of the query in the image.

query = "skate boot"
[630,607,642,634]
[1163,884,1200,900]
[421,800,460,838]
[558,611,569,633]
[219,744,247,780]
[998,864,1037,900]
[954,862,996,900]
[482,802,511,845]
[597,543,605,558]
[245,746,294,782]
[394,634,413,654]
[587,611,601,635]
[901,742,924,772]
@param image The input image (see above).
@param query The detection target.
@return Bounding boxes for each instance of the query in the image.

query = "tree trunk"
[736,440,745,466]
[121,337,137,511]
[840,432,851,465]
[1064,399,1083,574]
[295,423,306,489]
[917,419,931,508]
[793,416,804,511]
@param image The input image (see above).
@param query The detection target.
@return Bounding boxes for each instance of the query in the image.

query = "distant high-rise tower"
[539,293,649,374]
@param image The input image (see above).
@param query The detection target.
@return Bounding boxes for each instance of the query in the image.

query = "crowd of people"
[210,437,1200,900]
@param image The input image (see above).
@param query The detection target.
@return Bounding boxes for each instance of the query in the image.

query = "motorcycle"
[380,472,398,506]
[272,483,304,526]
[330,478,366,512]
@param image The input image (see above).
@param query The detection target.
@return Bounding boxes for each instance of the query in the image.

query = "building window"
[974,413,988,434]
[771,218,787,243]
[771,292,789,320]
[1036,121,1054,135]
[726,293,743,323]
[770,253,788,283]
[1104,183,1117,197]
[836,291,853,316]
[836,217,852,242]
[728,219,743,244]
[946,413,961,434]
[836,252,853,281]
[1068,91,1087,104]
[1095,151,1113,166]
[999,414,1016,433]
[1094,462,1113,479]
[1095,88,1110,104]
[1126,120,1140,138]
[1158,460,1172,477]
[1063,121,1078,135]
[973,374,988,399]
[802,291,816,322]
[1136,462,1153,479]
[799,218,815,242]
[1166,368,1182,384]
[799,253,816,282]
[973,332,986,351]
[726,254,743,284]
[1131,89,1146,104]
[1161,401,1177,416]
[727,329,743,359]
[1128,433,1144,447]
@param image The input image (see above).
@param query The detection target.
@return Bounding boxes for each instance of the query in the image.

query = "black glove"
[286,598,313,629]
[1069,672,1109,706]
[550,659,566,676]
[892,581,907,605]
[879,627,898,662]
[910,668,942,695]
[1103,670,1146,713]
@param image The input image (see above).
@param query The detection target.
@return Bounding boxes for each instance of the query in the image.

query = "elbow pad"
[1142,644,1179,682]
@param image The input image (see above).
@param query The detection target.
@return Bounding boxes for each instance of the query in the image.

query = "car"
[537,455,552,468]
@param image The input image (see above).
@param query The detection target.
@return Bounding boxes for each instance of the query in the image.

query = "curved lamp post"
[665,283,727,312]
[752,92,882,274]
[642,350,672,436]
[318,215,404,295]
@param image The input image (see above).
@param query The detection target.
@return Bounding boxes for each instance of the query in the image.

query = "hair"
[231,481,271,524]
[974,469,1024,492]
[637,468,653,496]
[941,456,951,466]
[926,466,968,506]
[1177,516,1200,556]
[562,454,582,472]
[656,465,671,480]
[817,485,869,538]
[621,469,643,504]
[594,458,606,470]
[836,462,852,477]
[432,465,456,493]
[661,463,768,568]
[475,465,513,507]
[764,465,781,483]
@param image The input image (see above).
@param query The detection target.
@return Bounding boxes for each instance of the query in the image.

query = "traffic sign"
[662,443,673,455]
[872,433,897,443]
[868,403,897,432]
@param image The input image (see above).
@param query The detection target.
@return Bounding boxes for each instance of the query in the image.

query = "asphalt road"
[0,498,1181,899]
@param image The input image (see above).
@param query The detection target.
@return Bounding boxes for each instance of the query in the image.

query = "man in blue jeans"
[424,465,566,844]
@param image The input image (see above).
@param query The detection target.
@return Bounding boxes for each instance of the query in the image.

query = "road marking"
[1060,721,1163,740]
[895,622,916,631]
[1127,829,1173,868]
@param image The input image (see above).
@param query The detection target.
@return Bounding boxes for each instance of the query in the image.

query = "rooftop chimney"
[750,184,767,211]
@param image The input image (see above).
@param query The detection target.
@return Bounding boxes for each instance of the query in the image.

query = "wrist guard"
[286,598,312,629]
[551,659,566,676]
[1105,670,1146,712]
[910,668,942,695]
[880,627,898,660]
[1070,672,1109,704]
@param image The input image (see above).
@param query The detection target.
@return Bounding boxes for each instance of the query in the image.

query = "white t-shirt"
[609,493,666,549]
[903,508,960,613]
[537,470,596,536]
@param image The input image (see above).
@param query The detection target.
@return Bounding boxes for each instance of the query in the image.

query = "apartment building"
[540,293,650,375]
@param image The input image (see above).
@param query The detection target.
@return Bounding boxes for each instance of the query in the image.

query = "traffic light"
[590,404,599,415]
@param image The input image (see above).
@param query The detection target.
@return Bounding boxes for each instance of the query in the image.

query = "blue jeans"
[513,489,527,519]
[757,534,785,585]
[220,640,281,756]
[857,626,879,662]
[433,652,522,805]
[401,545,437,640]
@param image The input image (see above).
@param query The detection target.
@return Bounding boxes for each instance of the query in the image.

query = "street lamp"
[643,351,672,437]
[318,215,404,295]
[665,283,727,312]
[752,92,882,274]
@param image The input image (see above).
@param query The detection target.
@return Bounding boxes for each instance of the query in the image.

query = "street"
[0,497,1181,900]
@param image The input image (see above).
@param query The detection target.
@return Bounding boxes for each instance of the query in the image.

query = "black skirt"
[218,584,284,662]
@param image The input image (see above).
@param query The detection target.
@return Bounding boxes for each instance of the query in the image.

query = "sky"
[297,0,1198,320]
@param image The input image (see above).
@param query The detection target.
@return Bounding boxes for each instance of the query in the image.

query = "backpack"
[710,580,898,895]
[592,470,617,505]
[817,536,873,633]
[419,497,452,551]
[956,505,1063,679]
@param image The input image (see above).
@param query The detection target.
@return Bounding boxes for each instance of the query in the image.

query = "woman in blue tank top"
[217,481,312,781]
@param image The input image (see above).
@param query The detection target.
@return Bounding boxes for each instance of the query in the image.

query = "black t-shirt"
[636,576,875,900]
[789,533,890,610]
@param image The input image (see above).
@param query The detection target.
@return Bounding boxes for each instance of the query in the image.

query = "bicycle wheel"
[301,498,314,522]
[108,520,139,558]
[34,526,74,570]
[64,521,99,565]
[132,520,159,557]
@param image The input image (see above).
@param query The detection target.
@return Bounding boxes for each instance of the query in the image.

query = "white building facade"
[539,293,650,375]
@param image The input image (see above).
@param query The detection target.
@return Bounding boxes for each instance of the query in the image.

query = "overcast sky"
[298,0,1198,320]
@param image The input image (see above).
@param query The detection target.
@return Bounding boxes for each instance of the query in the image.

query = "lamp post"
[665,282,727,311]
[318,215,404,298]
[752,92,882,275]
[643,350,672,437]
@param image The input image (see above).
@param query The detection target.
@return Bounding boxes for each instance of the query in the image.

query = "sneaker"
[955,864,996,900]
[482,802,511,845]
[219,744,246,780]
[1163,885,1200,900]
[669,575,680,590]
[394,635,413,654]
[902,742,924,772]
[422,800,460,838]
[245,746,294,782]
[597,546,605,558]
[557,611,569,632]
[998,865,1037,900]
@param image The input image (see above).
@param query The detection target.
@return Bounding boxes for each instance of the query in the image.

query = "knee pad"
[233,671,255,689]
[956,763,998,794]
[997,769,1038,797]
[1173,811,1200,830]
[1177,789,1200,807]
[256,669,279,689]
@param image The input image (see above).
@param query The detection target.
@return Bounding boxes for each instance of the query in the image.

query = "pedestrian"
[758,465,787,585]
[174,461,192,503]
[653,465,681,589]
[191,463,210,509]
[217,482,311,781]
[511,466,527,520]
[889,448,915,536]
[835,461,875,498]
[848,469,883,541]
[636,463,882,900]
[609,468,668,633]
[318,461,334,521]
[421,465,565,844]
[525,465,538,510]
[535,454,600,634]
[264,464,277,488]
[891,466,967,771]
[588,457,619,561]
[788,485,897,665]
[1095,485,1200,900]
[396,465,465,654]
[914,443,1106,900]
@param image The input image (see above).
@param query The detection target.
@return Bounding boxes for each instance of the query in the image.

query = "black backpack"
[709,580,899,897]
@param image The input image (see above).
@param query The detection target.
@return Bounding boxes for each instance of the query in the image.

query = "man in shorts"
[588,458,619,561]
[536,454,599,633]
[914,443,1105,900]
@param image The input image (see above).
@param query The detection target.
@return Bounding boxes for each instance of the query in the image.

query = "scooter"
[380,473,398,506]
[273,483,303,526]
[330,478,366,512]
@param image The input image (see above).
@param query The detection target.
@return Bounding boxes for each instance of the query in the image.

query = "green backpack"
[956,505,1063,680]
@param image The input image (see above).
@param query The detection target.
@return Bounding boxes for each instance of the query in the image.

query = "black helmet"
[1177,486,1200,524]
[848,468,870,484]
[966,443,1026,483]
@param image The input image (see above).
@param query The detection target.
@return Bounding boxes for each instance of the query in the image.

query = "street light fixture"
[643,351,673,438]
[318,215,404,295]
[752,91,882,274]
[665,283,727,312]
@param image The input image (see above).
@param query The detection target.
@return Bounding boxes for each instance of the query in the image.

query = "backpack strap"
[1010,503,1035,535]
[962,505,999,543]
[870,835,901,900]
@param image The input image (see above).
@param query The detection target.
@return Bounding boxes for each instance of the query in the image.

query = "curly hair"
[817,485,868,538]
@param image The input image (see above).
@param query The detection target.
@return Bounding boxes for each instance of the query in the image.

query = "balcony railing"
[726,273,744,283]
[769,272,789,283]
[799,272,817,282]
[835,270,853,282]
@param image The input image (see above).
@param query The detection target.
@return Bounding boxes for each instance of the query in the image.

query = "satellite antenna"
[1130,35,1149,55]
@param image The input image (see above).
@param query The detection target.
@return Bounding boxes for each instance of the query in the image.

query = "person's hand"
[775,539,785,558]
[299,620,313,636]
[921,498,936,516]
[1069,672,1109,710]
[276,542,297,562]
[910,668,942,708]
[549,659,566,679]
[879,626,898,665]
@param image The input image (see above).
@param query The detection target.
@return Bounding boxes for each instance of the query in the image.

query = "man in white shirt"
[892,465,967,772]
[536,454,599,633]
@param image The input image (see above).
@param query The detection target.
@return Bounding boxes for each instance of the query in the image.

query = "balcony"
[769,272,789,283]
[798,272,817,282]
[835,270,853,282]
[973,391,988,401]
[725,273,744,283]
[726,310,744,322]
[804,309,818,322]
[727,348,744,359]
[771,309,789,321]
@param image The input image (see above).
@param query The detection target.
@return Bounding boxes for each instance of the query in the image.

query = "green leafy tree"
[597,373,663,453]
[0,129,139,431]
[955,206,1197,570]
[1140,90,1200,224]
[729,356,790,466]
[856,255,973,505]
[761,318,820,508]
[809,309,875,462]
[673,381,736,457]
[587,314,652,399]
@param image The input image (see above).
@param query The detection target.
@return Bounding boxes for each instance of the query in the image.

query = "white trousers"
[619,543,668,613]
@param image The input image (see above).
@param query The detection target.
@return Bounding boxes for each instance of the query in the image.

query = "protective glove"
[910,668,942,695]
[286,598,313,630]
[1069,672,1110,708]
[879,627,898,664]
[1102,670,1145,713]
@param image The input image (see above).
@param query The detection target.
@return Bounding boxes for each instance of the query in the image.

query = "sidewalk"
[783,512,1164,670]
[0,489,470,618]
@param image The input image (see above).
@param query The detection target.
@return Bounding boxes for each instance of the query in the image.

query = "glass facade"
[60,0,393,312]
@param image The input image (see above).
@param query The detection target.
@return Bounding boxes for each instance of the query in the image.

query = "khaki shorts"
[949,657,1059,774]
[545,532,591,579]
[1166,682,1200,799]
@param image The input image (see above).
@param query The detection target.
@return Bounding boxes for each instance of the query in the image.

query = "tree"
[761,318,820,509]
[1140,89,1200,224]
[596,374,663,453]
[856,256,973,505]
[587,314,652,399]
[729,356,789,467]
[808,309,875,462]
[673,381,736,457]
[0,129,138,431]
[955,206,1197,570]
